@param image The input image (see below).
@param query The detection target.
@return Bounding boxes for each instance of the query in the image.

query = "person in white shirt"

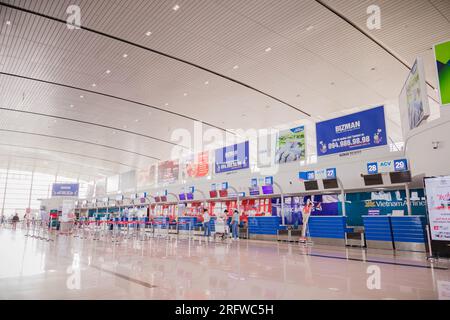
[203,209,211,238]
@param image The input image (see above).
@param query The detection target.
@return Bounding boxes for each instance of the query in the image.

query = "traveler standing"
[231,209,240,240]
[12,213,20,230]
[300,200,313,242]
[202,209,211,239]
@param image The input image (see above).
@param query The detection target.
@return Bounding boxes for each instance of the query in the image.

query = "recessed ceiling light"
[53,119,57,123]
[80,95,84,98]
[106,70,111,74]
[306,25,314,31]
[122,53,128,58]
[112,131,116,135]
[92,83,97,87]
[173,4,180,11]
[183,93,188,97]
[233,65,239,70]
[164,103,169,106]
[204,81,209,85]
[70,104,74,108]
[123,125,127,129]
[135,119,139,122]
[145,31,152,36]
[6,21,11,26]
[265,47,272,52]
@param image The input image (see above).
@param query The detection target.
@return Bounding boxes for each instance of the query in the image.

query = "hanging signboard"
[316,106,387,156]
[275,126,306,164]
[52,183,79,197]
[215,141,250,174]
[367,159,408,174]
[434,40,450,107]
[184,151,210,178]
[299,168,337,181]
[158,160,180,184]
[399,57,430,137]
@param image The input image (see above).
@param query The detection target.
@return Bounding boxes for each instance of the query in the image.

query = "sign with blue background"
[52,183,79,197]
[215,141,249,173]
[299,168,337,181]
[367,159,408,174]
[316,106,387,156]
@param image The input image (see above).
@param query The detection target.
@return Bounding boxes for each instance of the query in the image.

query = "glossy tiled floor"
[0,226,449,300]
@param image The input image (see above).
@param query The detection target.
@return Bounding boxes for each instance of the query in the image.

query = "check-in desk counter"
[308,216,347,246]
[178,217,197,235]
[362,216,394,250]
[249,216,286,241]
[153,217,169,229]
[390,216,427,252]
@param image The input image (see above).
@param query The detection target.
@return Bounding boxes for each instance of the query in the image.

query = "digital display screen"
[155,196,161,203]
[179,194,186,201]
[262,185,274,195]
[249,187,260,196]
[209,190,218,198]
[140,198,146,204]
[219,190,228,198]
[160,196,168,202]
[323,179,339,189]
[187,193,194,200]
[304,180,319,191]
[390,171,412,184]
[363,174,384,186]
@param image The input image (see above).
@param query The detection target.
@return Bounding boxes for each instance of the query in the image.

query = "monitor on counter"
[323,178,339,190]
[179,194,186,201]
[304,180,319,191]
[390,171,412,184]
[261,185,274,195]
[219,190,228,198]
[249,187,260,196]
[363,174,384,186]
[209,190,218,198]
[160,196,167,202]
[154,196,161,203]
[186,193,194,200]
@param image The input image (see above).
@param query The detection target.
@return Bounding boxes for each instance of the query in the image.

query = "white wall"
[406,110,450,178]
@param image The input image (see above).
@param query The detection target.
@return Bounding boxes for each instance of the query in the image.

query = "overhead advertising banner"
[424,176,450,242]
[275,126,306,164]
[52,183,79,197]
[399,57,430,136]
[434,40,450,107]
[183,151,209,178]
[316,106,387,156]
[215,141,249,174]
[158,160,179,184]
[120,170,136,192]
[367,159,408,174]
[137,164,157,188]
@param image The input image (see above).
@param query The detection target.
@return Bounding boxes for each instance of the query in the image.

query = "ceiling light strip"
[0,71,234,137]
[0,2,311,117]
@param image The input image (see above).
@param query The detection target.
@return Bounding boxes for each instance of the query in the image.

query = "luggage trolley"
[213,218,230,241]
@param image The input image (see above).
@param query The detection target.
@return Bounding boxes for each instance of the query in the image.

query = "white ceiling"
[0,0,449,180]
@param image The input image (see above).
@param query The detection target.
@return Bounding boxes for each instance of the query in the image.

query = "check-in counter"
[178,217,197,235]
[390,216,427,252]
[308,216,347,246]
[248,216,286,241]
[362,216,394,250]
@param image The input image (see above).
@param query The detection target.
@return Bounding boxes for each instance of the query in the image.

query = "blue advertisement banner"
[215,141,250,173]
[52,183,79,197]
[316,106,387,156]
